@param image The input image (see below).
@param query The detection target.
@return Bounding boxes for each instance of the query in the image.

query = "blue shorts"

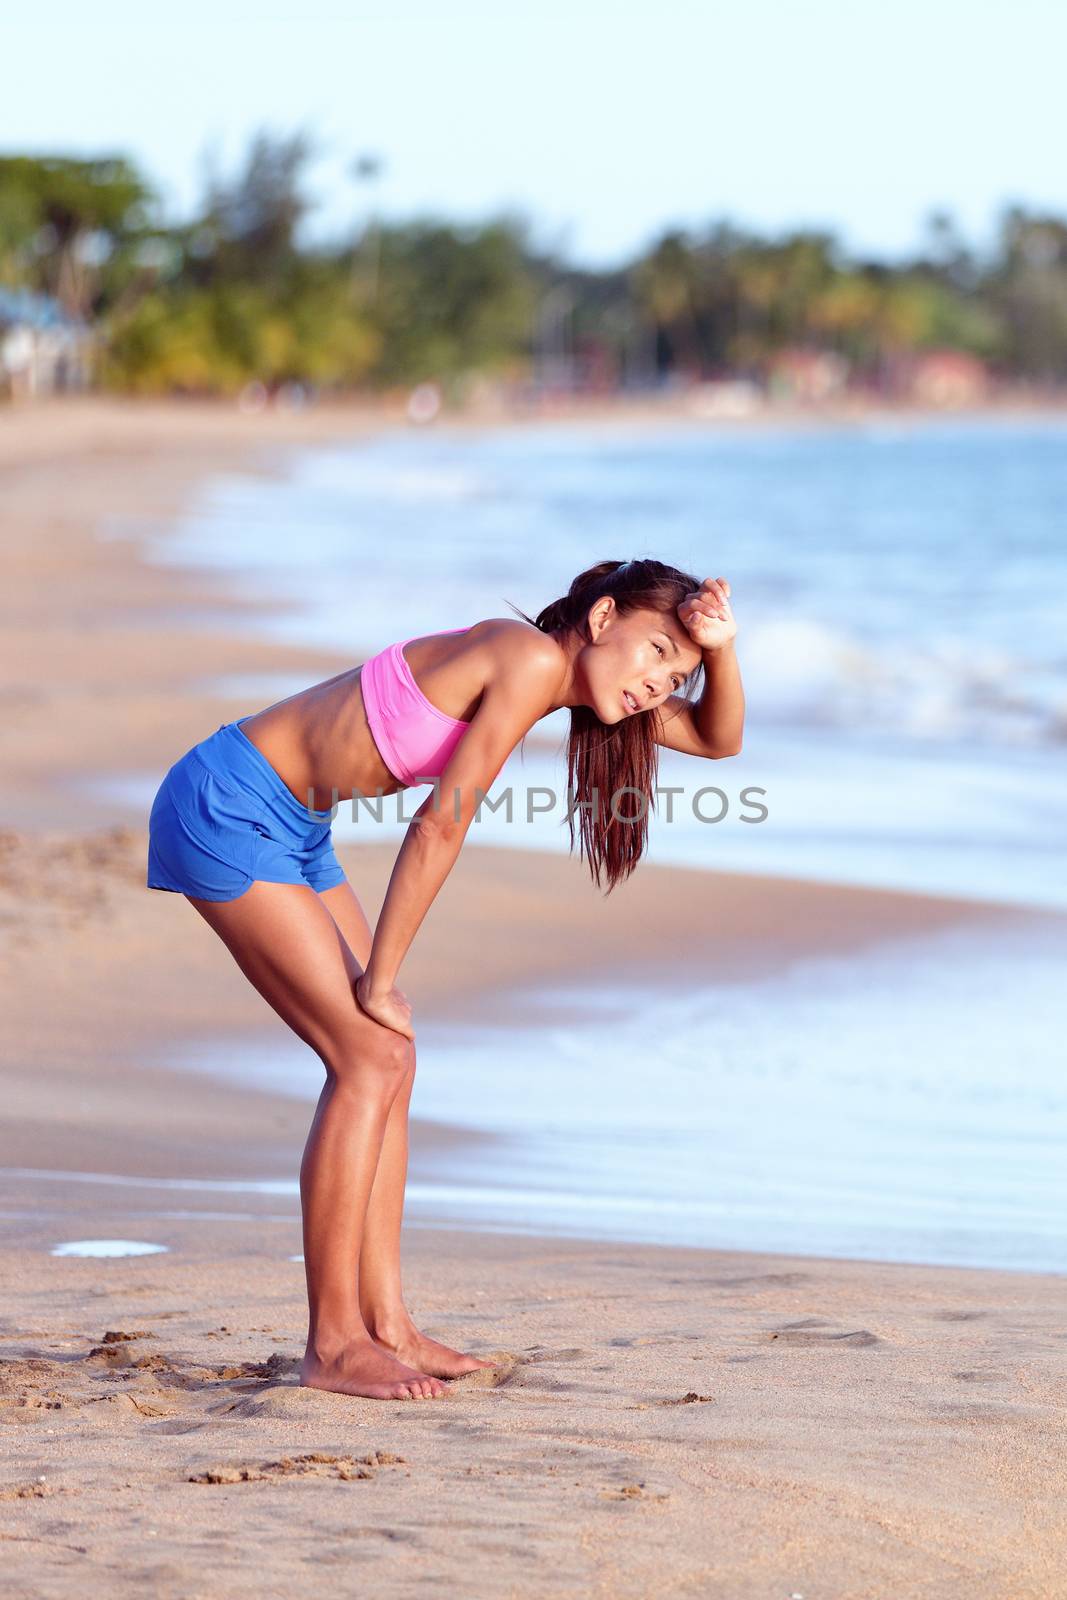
[146,719,346,903]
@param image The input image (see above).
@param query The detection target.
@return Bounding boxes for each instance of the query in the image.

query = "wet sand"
[1,395,1064,1598]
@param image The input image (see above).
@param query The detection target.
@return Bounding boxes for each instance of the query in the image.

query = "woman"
[146,557,744,1400]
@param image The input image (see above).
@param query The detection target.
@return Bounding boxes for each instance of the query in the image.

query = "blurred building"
[688,378,764,418]
[767,347,850,404]
[0,288,95,400]
[902,349,991,407]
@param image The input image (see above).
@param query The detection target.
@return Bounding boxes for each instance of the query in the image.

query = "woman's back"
[236,620,504,813]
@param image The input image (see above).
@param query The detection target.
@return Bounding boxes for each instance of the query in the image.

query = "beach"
[2,395,1065,1598]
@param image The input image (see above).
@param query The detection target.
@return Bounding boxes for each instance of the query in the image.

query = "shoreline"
[0,393,1057,1193]
[3,396,1066,1595]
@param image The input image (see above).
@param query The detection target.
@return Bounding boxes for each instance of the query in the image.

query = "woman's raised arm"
[356,628,563,1036]
[653,577,745,759]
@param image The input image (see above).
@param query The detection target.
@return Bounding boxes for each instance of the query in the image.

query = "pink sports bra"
[360,627,473,786]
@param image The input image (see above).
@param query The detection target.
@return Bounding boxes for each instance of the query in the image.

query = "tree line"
[2,130,1065,398]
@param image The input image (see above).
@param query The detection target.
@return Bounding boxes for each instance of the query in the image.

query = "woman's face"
[581,600,703,723]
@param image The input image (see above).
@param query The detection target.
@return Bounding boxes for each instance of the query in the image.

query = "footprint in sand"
[86,1392,172,1419]
[697,1271,812,1290]
[81,1338,297,1389]
[0,1356,79,1422]
[198,1352,299,1383]
[766,1318,883,1348]
[211,1386,335,1418]
[0,1479,60,1501]
[932,1399,1028,1424]
[519,1347,588,1363]
[189,1450,407,1484]
[599,1481,671,1504]
[2,1342,197,1426]
[83,1344,182,1375]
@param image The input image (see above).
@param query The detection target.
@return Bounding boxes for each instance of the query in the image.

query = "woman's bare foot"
[300,1335,446,1399]
[368,1316,498,1379]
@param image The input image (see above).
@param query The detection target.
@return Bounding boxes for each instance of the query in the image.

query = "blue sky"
[5,0,1062,267]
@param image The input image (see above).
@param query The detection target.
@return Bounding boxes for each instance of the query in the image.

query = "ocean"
[128,414,1067,1272]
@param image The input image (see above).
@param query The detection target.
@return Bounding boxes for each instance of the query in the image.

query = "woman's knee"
[323,1028,414,1094]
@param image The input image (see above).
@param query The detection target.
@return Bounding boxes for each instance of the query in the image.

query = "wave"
[743,617,1067,746]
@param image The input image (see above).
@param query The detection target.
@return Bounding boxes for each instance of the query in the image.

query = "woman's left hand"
[678,577,737,651]
[355,974,416,1041]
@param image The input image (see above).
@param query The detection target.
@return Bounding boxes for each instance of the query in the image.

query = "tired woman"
[146,557,744,1400]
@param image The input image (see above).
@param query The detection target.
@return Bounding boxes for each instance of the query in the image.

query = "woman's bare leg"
[357,1044,493,1376]
[185,879,445,1400]
[316,882,494,1376]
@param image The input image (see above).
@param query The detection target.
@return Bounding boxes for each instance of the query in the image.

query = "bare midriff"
[237,625,488,813]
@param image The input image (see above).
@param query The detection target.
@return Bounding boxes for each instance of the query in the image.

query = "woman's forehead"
[624,608,701,667]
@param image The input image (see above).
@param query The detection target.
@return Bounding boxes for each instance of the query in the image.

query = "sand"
[1,394,1064,1598]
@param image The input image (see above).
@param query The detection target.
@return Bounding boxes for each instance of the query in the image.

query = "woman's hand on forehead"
[678,577,735,649]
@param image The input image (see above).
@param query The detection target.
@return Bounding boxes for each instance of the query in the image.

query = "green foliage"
[100,278,381,394]
[366,218,536,386]
[4,134,1067,394]
[0,154,153,318]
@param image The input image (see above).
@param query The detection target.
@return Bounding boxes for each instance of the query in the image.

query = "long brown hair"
[506,557,704,895]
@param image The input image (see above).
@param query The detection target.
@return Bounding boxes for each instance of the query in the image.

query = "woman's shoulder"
[462,617,564,696]
[462,616,556,658]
